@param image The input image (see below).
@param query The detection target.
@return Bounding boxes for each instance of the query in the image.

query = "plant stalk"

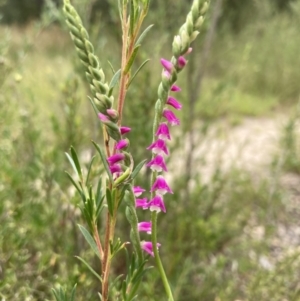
[151,211,174,301]
[93,225,104,260]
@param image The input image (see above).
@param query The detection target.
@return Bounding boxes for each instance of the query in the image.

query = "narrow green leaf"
[86,155,96,185]
[78,224,101,258]
[88,96,99,115]
[110,274,124,292]
[122,280,127,300]
[95,179,103,214]
[129,253,136,277]
[135,24,154,46]
[65,171,82,194]
[118,184,129,208]
[87,187,94,214]
[124,45,140,74]
[118,0,123,22]
[82,207,93,230]
[130,159,147,180]
[75,256,102,282]
[109,240,114,254]
[107,60,116,74]
[65,152,79,178]
[70,284,77,301]
[59,287,64,300]
[129,0,135,35]
[144,0,150,14]
[128,59,150,87]
[92,141,113,183]
[109,69,121,90]
[106,188,113,216]
[132,261,149,283]
[70,146,83,180]
[96,187,105,217]
[51,289,59,301]
[80,189,87,205]
[96,197,105,218]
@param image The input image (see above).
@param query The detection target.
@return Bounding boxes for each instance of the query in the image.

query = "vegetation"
[1,0,300,300]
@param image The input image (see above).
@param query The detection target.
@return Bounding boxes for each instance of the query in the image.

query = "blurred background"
[1,0,300,300]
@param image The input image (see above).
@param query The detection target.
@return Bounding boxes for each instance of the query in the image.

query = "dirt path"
[193,115,287,181]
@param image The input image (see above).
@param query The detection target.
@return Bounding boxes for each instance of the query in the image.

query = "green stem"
[151,211,174,301]
[102,190,119,301]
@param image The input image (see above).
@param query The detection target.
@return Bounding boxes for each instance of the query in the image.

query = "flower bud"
[179,30,190,54]
[94,97,107,112]
[107,109,119,122]
[161,70,171,88]
[96,93,112,108]
[190,31,199,43]
[120,126,131,135]
[191,0,200,21]
[201,2,209,14]
[115,139,129,150]
[160,58,173,73]
[195,16,204,28]
[186,13,194,35]
[106,125,121,141]
[172,35,182,57]
[98,113,109,123]
[177,56,187,70]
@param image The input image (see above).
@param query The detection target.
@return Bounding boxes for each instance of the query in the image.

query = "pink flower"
[178,56,187,68]
[107,153,125,165]
[106,109,118,119]
[138,222,152,234]
[141,241,161,257]
[162,70,171,80]
[167,96,182,110]
[147,139,169,155]
[135,198,149,209]
[155,123,171,140]
[148,195,166,213]
[133,186,145,197]
[171,85,181,92]
[185,47,193,55]
[109,164,122,174]
[98,113,109,122]
[115,139,129,150]
[163,109,180,126]
[150,175,173,195]
[146,155,168,172]
[120,126,131,135]
[160,58,173,73]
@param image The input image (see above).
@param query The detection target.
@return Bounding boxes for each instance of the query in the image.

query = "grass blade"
[75,256,102,282]
[86,155,96,185]
[92,141,113,183]
[135,24,154,46]
[131,159,147,180]
[128,59,150,87]
[70,146,83,180]
[78,224,101,258]
[109,69,121,90]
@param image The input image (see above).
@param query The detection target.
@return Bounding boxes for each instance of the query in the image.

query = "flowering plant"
[53,0,210,300]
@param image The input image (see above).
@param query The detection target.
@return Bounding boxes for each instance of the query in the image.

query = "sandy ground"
[171,115,287,183]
